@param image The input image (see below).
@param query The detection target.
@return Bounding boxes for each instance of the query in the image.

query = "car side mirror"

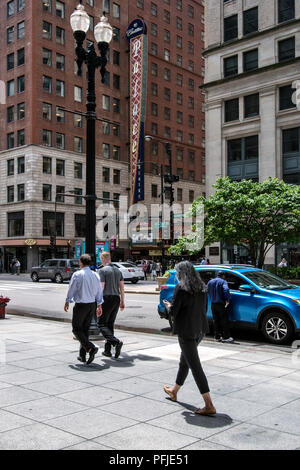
[239,284,255,293]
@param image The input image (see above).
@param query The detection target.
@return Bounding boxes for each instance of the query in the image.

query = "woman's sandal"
[194,406,216,416]
[163,385,177,402]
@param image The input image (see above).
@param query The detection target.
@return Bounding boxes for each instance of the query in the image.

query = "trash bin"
[0,297,10,319]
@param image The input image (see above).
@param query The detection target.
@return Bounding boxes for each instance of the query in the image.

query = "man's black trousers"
[98,295,121,351]
[211,302,231,340]
[72,302,96,358]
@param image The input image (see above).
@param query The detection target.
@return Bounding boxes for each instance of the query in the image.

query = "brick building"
[0,0,205,272]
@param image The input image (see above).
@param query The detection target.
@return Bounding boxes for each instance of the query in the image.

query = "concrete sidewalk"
[0,314,300,450]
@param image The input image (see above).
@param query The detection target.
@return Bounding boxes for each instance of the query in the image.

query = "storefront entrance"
[4,247,27,273]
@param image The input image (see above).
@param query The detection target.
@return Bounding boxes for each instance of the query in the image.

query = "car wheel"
[31,272,39,282]
[261,312,294,345]
[131,279,138,284]
[54,273,63,284]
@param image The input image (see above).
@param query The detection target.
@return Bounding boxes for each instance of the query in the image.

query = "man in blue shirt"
[207,271,233,343]
[65,254,103,365]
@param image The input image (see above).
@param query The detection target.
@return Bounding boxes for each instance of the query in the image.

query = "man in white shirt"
[64,254,103,365]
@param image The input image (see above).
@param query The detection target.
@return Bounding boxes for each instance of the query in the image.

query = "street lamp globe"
[144,135,153,142]
[70,3,90,34]
[94,14,113,44]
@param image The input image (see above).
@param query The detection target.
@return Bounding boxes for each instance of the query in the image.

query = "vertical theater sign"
[126,19,148,205]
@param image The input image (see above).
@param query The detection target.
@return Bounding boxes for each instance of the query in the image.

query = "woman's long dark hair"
[176,261,206,295]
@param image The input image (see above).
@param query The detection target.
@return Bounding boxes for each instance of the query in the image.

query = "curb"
[124,290,158,295]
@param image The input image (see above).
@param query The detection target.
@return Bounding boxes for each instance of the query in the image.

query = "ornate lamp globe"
[94,14,113,44]
[70,3,90,34]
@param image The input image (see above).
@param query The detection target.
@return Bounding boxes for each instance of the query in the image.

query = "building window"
[74,113,83,127]
[56,26,65,44]
[279,84,297,110]
[188,23,194,36]
[176,0,182,11]
[151,43,158,55]
[43,156,52,174]
[56,80,65,97]
[278,37,295,62]
[151,163,158,175]
[17,102,25,120]
[102,143,110,158]
[177,74,183,86]
[17,48,25,67]
[112,3,120,18]
[227,135,259,181]
[188,97,194,109]
[7,186,14,203]
[56,106,65,123]
[113,98,120,113]
[7,0,14,17]
[43,49,52,68]
[17,156,24,174]
[17,0,25,11]
[224,15,238,42]
[17,129,25,146]
[7,133,14,149]
[113,50,120,65]
[189,190,195,203]
[56,1,65,18]
[243,49,258,72]
[188,42,194,54]
[43,184,52,201]
[75,214,85,237]
[176,55,182,66]
[225,98,239,122]
[17,75,25,93]
[43,21,52,39]
[176,148,183,161]
[74,86,83,102]
[188,78,194,90]
[8,211,24,237]
[102,0,110,13]
[278,0,295,23]
[113,27,120,42]
[7,53,14,71]
[243,7,258,36]
[176,17,182,30]
[244,93,259,118]
[176,35,182,49]
[42,102,52,121]
[56,186,65,203]
[164,126,171,138]
[151,142,158,156]
[113,169,120,184]
[151,2,157,16]
[17,184,25,202]
[137,0,144,8]
[164,68,170,81]
[188,171,195,181]
[282,127,300,184]
[152,122,158,135]
[43,129,52,146]
[7,26,14,44]
[224,55,238,77]
[113,146,120,160]
[177,130,183,142]
[74,137,83,153]
[74,162,83,179]
[164,87,170,101]
[188,151,195,163]
[7,80,15,97]
[113,193,120,209]
[177,188,182,201]
[43,211,64,237]
[7,159,14,176]
[7,106,14,123]
[43,75,52,93]
[102,94,110,110]
[151,63,158,76]
[56,53,65,70]
[164,10,170,23]
[56,159,65,176]
[74,188,82,205]
[164,107,171,120]
[103,167,110,183]
[188,115,194,128]
[151,102,158,116]
[56,132,65,149]
[113,74,120,90]
[43,0,52,12]
[151,184,158,198]
[151,83,158,96]
[177,111,182,124]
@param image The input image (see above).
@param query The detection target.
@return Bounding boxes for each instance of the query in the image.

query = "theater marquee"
[126,19,148,205]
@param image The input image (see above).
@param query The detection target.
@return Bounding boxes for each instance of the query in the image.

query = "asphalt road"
[1,277,167,334]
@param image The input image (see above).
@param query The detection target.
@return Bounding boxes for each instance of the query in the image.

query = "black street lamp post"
[70,3,113,264]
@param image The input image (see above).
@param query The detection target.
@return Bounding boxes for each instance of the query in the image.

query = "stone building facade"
[204,0,300,266]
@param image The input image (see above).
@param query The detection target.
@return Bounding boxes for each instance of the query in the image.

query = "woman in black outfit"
[163,261,216,415]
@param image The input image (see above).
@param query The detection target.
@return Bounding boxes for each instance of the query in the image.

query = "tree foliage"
[170,178,300,268]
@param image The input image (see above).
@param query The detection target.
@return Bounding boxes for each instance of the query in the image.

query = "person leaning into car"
[64,254,103,365]
[207,271,233,343]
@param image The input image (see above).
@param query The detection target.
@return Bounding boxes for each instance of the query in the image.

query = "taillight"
[128,269,135,272]
[160,285,169,290]
[66,267,70,272]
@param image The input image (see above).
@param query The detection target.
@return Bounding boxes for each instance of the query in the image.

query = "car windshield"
[246,271,296,290]
[121,263,135,268]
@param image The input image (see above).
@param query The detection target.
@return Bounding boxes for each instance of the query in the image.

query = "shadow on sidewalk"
[100,352,162,370]
[168,399,233,429]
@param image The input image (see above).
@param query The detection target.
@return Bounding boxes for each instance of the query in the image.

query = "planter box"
[0,305,6,319]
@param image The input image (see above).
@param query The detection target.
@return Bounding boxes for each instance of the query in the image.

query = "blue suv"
[158,265,300,345]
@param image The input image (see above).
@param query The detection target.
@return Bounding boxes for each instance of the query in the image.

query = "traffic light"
[50,235,56,249]
[164,142,171,156]
[164,174,180,184]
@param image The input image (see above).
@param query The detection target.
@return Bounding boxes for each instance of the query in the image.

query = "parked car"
[158,264,300,345]
[31,259,80,283]
[101,262,144,283]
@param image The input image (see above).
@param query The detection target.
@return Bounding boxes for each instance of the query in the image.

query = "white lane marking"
[129,343,240,362]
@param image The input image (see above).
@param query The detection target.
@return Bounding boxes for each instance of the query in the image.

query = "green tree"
[170,178,300,268]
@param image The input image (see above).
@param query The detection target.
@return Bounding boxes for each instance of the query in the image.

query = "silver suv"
[31,259,80,283]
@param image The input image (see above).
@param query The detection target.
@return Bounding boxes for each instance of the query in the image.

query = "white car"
[109,262,144,283]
